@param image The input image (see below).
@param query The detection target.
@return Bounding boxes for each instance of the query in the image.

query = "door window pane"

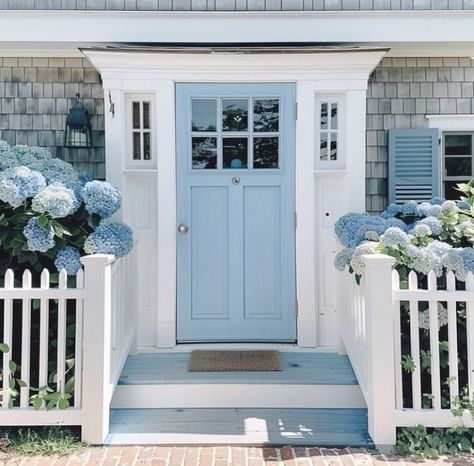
[143,102,150,129]
[331,103,338,130]
[320,103,328,130]
[223,137,248,169]
[320,133,328,160]
[133,132,141,160]
[445,134,472,155]
[330,134,338,161]
[254,137,279,169]
[222,99,248,132]
[445,157,472,177]
[143,133,151,160]
[132,102,140,129]
[253,99,279,133]
[192,137,217,169]
[192,99,217,132]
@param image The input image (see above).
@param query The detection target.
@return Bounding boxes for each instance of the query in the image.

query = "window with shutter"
[388,128,440,204]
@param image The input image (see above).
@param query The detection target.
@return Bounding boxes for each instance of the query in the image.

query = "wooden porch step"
[105,408,373,447]
[111,352,365,409]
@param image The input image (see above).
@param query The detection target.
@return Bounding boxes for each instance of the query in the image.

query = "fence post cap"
[80,254,116,266]
[361,253,396,266]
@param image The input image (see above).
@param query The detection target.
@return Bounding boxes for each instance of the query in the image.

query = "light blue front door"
[176,83,296,342]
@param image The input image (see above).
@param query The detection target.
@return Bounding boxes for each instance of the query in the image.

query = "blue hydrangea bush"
[0,141,133,278]
[334,181,474,413]
[334,190,474,281]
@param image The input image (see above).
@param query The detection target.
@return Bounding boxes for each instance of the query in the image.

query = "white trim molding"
[84,49,386,349]
[0,11,473,46]
[427,115,474,132]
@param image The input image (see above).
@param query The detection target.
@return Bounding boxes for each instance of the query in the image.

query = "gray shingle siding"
[0,57,105,178]
[366,56,474,213]
[0,0,473,8]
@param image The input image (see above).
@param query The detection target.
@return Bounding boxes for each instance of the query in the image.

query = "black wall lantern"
[64,93,93,148]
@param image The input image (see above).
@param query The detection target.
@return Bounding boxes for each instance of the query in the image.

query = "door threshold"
[136,343,339,353]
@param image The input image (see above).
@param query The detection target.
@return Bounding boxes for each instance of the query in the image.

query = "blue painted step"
[106,408,373,447]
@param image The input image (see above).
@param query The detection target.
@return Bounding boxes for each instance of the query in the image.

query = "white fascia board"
[83,49,387,85]
[0,11,473,44]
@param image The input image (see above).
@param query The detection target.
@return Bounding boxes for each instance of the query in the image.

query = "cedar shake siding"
[366,57,474,213]
[0,57,104,178]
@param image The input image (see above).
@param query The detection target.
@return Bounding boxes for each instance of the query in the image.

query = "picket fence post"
[361,254,397,450]
[80,254,115,444]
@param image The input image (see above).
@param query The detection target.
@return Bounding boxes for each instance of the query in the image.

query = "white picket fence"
[0,252,136,443]
[341,254,474,448]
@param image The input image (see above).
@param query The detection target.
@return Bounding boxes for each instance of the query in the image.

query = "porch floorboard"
[106,408,372,446]
[118,352,358,385]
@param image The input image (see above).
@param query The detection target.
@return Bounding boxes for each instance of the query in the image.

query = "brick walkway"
[1,446,473,466]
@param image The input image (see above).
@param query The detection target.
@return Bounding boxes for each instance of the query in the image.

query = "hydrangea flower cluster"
[334,195,474,280]
[82,180,122,218]
[23,217,55,253]
[84,219,134,257]
[0,140,134,276]
[0,166,46,208]
[32,182,77,218]
[54,246,82,275]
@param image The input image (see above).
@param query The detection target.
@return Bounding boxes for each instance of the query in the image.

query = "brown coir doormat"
[187,350,281,372]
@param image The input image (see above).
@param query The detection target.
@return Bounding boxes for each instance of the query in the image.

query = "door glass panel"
[445,134,472,155]
[331,103,338,130]
[192,99,217,132]
[222,99,248,132]
[143,133,151,160]
[320,133,328,160]
[223,137,248,169]
[254,137,279,169]
[320,103,328,130]
[445,157,472,177]
[330,134,338,160]
[133,132,141,160]
[143,102,150,129]
[445,180,467,200]
[132,102,140,130]
[192,137,217,169]
[253,99,279,133]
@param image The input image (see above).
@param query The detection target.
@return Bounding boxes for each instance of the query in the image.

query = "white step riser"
[111,384,366,409]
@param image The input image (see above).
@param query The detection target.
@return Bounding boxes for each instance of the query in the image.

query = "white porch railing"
[341,254,474,448]
[0,251,136,443]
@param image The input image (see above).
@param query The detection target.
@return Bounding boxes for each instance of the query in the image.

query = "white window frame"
[315,94,345,170]
[427,115,474,199]
[125,93,156,169]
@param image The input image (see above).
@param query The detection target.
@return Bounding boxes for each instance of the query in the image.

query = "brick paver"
[1,446,473,466]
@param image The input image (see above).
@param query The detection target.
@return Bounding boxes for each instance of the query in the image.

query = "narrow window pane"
[330,134,338,160]
[133,132,141,160]
[222,99,248,132]
[143,132,151,160]
[320,103,328,130]
[192,99,217,132]
[320,132,328,160]
[445,134,472,155]
[444,180,467,200]
[331,103,338,130]
[253,99,279,133]
[254,137,279,169]
[445,157,471,177]
[223,137,248,169]
[132,102,140,129]
[192,137,217,169]
[143,102,150,129]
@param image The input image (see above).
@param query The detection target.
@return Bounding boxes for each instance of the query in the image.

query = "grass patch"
[0,426,87,456]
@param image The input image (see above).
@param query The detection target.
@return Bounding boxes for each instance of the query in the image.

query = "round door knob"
[178,223,189,234]
[232,176,240,185]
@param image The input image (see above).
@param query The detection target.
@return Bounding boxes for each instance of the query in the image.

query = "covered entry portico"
[84,46,386,349]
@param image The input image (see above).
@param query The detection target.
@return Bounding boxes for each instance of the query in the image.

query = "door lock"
[232,176,240,185]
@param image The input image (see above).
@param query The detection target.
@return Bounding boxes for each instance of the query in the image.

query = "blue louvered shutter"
[388,128,440,204]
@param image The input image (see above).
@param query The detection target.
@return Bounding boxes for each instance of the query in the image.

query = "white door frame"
[84,49,386,349]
